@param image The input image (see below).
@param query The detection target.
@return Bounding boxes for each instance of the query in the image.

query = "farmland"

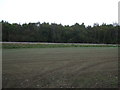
[2,43,118,88]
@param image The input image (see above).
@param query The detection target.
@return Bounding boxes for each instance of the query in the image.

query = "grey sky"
[0,0,119,26]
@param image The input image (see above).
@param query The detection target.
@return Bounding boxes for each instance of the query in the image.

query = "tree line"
[1,20,120,44]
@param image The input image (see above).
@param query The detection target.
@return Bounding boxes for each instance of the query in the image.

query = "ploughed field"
[2,47,118,88]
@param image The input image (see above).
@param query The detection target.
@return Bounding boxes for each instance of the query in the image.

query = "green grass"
[2,43,118,49]
[2,47,118,88]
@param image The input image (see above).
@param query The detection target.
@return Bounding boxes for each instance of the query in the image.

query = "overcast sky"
[0,0,119,26]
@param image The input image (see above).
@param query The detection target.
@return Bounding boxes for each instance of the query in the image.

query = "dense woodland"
[1,20,120,44]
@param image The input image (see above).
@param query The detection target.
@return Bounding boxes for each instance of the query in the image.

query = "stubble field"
[2,47,118,88]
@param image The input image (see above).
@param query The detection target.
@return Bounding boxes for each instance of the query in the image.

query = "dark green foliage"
[1,21,119,44]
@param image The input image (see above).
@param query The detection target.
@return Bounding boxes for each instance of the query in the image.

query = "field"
[2,43,118,88]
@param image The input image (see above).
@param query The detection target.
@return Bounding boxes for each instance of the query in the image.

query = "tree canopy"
[1,20,120,44]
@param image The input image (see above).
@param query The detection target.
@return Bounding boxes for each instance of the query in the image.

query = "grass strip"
[2,43,119,49]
